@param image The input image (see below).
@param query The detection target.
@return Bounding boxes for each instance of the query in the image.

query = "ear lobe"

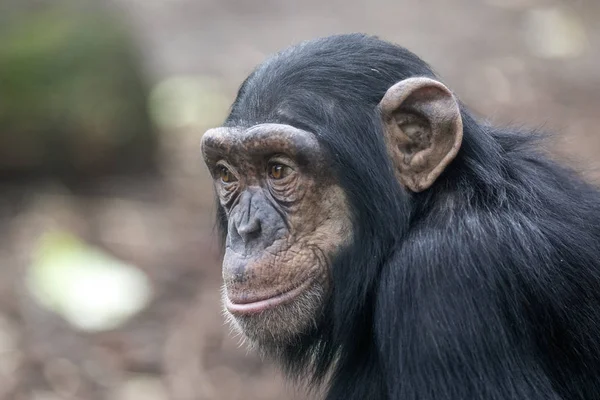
[379,77,463,192]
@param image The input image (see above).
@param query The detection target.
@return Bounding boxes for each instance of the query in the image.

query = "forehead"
[201,123,323,165]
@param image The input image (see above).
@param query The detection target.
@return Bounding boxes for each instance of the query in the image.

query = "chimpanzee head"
[200,33,462,353]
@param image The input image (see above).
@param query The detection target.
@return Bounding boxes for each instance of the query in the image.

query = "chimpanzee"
[200,33,600,399]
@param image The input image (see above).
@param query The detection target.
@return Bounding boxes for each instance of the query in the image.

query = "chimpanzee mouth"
[225,276,316,315]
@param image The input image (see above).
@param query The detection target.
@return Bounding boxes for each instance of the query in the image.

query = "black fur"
[216,33,600,399]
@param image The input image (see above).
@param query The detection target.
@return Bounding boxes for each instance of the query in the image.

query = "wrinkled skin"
[201,123,352,347]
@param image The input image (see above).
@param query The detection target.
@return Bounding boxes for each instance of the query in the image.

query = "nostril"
[237,217,261,238]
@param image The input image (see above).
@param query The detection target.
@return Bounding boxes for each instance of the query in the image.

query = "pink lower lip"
[226,277,314,315]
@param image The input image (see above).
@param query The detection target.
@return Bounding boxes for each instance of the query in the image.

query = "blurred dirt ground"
[1,0,599,399]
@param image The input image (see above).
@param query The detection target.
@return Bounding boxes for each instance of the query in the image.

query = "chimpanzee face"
[201,123,352,347]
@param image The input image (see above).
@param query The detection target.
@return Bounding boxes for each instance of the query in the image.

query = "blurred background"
[0,0,599,399]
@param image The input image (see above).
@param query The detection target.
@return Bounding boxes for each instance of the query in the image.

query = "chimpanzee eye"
[218,166,236,183]
[268,163,292,180]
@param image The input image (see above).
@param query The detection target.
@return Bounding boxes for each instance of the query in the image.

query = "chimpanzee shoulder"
[374,122,600,399]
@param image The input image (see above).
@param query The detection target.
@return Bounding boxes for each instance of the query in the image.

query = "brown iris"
[268,163,291,180]
[219,166,235,183]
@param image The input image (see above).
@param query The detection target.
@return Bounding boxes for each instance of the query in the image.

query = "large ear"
[379,77,463,192]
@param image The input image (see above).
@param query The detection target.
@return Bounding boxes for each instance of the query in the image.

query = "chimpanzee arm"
[375,222,563,400]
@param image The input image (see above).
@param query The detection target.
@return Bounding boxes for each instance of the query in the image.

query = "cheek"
[289,190,353,261]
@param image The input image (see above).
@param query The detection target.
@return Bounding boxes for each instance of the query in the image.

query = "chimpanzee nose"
[235,215,261,243]
[227,188,286,256]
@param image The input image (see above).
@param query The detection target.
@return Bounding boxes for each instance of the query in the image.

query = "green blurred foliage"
[27,229,152,333]
[0,1,157,178]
